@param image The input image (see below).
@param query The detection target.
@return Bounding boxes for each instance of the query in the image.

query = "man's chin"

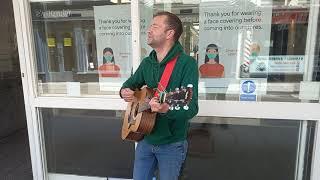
[147,42,154,47]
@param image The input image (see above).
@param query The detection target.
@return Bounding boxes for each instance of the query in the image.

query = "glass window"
[31,1,132,97]
[139,0,320,103]
[39,108,134,179]
[39,108,316,180]
[182,116,315,180]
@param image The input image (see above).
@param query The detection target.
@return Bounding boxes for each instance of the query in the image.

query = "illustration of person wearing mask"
[98,47,121,77]
[199,44,225,78]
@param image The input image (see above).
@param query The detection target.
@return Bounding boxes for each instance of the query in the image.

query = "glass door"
[13,0,137,179]
[13,0,320,180]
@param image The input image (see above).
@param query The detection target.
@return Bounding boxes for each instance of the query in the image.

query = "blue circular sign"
[241,80,256,94]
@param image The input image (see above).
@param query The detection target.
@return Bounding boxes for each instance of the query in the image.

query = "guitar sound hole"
[134,104,139,117]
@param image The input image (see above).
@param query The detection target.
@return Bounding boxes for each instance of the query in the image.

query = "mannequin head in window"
[103,47,115,64]
[250,43,260,57]
[205,44,219,64]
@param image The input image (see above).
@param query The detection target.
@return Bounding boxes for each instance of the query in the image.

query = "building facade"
[9,0,320,179]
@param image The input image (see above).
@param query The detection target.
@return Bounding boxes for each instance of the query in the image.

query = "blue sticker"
[240,94,256,101]
[241,80,256,94]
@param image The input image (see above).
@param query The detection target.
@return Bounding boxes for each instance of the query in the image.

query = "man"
[120,11,199,180]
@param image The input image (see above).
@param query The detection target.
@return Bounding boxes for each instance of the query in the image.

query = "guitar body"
[121,87,157,141]
[121,85,193,142]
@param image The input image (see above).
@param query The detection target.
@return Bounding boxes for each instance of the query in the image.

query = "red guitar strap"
[154,54,179,97]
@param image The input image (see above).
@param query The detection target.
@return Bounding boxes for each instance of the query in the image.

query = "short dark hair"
[154,11,183,42]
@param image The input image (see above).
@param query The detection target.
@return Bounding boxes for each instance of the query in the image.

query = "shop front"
[12,0,320,179]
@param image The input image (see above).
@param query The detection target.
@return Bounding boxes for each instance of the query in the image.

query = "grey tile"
[0,129,32,180]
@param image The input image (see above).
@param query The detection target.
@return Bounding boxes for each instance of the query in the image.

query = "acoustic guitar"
[121,84,193,141]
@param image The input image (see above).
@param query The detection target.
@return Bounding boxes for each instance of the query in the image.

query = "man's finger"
[123,91,133,96]
[121,88,134,96]
[151,106,159,112]
[152,96,159,100]
[124,91,134,95]
[124,89,134,94]
[124,98,133,102]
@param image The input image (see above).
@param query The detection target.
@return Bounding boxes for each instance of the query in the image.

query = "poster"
[267,55,304,73]
[94,5,152,91]
[199,0,273,78]
[248,55,304,74]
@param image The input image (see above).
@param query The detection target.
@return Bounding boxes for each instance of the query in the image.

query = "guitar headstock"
[159,84,193,111]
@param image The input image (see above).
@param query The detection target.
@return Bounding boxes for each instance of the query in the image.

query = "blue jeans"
[133,139,188,180]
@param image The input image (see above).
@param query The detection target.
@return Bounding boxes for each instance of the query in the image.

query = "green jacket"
[122,42,199,145]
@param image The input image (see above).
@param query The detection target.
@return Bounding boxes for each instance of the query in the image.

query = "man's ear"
[166,29,175,40]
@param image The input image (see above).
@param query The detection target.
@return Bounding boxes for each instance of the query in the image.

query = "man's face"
[147,15,173,48]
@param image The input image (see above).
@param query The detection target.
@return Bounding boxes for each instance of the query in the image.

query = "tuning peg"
[175,105,180,110]
[187,84,193,88]
[169,106,174,111]
[183,105,189,110]
[175,87,179,91]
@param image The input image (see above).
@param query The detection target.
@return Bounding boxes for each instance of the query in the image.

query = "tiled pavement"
[0,129,33,180]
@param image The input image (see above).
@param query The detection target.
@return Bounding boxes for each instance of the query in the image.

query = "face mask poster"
[198,0,273,79]
[93,4,151,91]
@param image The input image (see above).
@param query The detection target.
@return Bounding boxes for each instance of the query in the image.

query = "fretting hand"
[149,97,169,113]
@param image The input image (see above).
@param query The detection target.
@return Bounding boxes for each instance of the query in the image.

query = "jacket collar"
[148,41,183,66]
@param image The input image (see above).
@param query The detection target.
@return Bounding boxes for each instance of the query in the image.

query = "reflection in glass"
[139,0,318,102]
[181,117,315,180]
[31,1,131,96]
[40,108,134,179]
[31,0,320,102]
[74,27,89,73]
